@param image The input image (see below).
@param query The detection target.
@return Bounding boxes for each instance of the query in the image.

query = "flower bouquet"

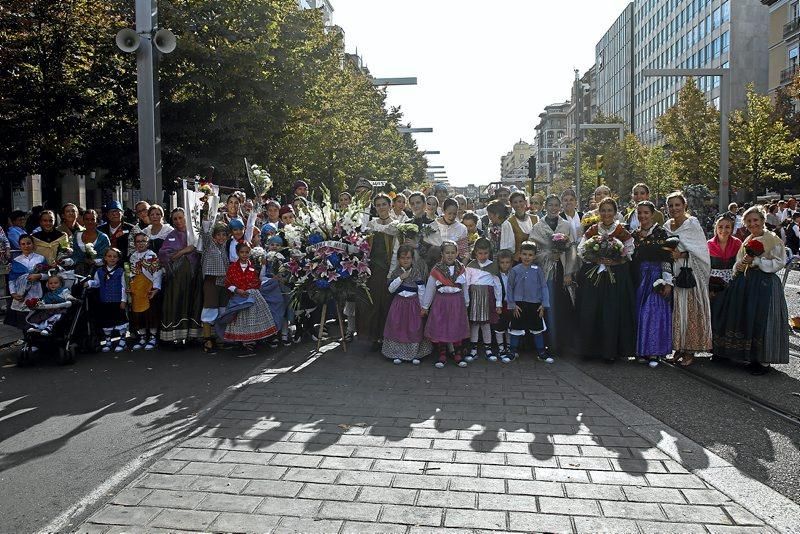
[742,239,765,276]
[249,246,267,270]
[551,233,570,254]
[396,223,421,242]
[579,234,624,284]
[280,185,372,309]
[244,158,274,199]
[580,214,600,232]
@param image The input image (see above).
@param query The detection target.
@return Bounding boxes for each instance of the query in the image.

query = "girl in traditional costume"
[158,208,202,343]
[631,201,675,368]
[423,198,469,265]
[86,247,128,352]
[128,233,163,350]
[5,235,47,330]
[422,241,471,368]
[707,214,742,297]
[576,197,637,362]
[712,206,789,375]
[26,273,74,335]
[216,242,277,351]
[531,194,577,359]
[382,245,431,365]
[464,238,502,362]
[664,192,712,367]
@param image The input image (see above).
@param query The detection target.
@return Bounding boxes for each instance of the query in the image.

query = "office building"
[500,140,535,183]
[595,2,636,129]
[633,0,769,145]
[762,0,800,98]
[298,0,334,26]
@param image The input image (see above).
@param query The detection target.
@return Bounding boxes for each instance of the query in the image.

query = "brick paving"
[78,345,798,533]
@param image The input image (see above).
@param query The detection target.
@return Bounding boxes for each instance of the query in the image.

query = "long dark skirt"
[576,262,636,360]
[545,260,575,355]
[712,269,789,364]
[635,262,672,358]
[357,264,391,342]
[160,257,202,342]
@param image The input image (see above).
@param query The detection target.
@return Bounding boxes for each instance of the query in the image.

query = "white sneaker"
[435,361,445,369]
[648,360,659,368]
[412,359,421,365]
[488,355,498,362]
[393,358,402,365]
[458,361,468,368]
[464,355,474,363]
[39,329,50,337]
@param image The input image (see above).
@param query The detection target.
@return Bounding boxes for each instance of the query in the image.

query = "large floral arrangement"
[244,159,274,199]
[281,185,372,308]
[551,233,570,253]
[579,234,624,284]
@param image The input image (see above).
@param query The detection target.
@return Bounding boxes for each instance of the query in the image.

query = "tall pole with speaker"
[115,0,176,204]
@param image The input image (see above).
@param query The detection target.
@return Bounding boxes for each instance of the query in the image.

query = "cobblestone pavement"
[77,343,800,533]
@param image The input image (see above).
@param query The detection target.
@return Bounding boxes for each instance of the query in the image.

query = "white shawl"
[530,217,578,280]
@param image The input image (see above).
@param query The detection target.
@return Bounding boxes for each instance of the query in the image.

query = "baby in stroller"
[26,273,77,336]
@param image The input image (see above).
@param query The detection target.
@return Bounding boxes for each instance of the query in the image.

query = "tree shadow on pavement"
[0,345,264,472]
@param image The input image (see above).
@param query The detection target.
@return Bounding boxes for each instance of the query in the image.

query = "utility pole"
[574,69,582,207]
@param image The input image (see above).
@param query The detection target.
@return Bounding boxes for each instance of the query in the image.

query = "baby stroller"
[17,271,94,366]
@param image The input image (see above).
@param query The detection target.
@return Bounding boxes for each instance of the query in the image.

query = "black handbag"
[674,258,697,289]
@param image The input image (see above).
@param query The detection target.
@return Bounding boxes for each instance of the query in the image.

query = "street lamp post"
[642,68,730,211]
[398,127,433,134]
[371,77,418,86]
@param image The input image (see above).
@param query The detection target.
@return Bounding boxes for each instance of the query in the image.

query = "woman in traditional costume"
[664,192,712,367]
[531,194,577,358]
[631,201,675,368]
[71,209,110,276]
[158,208,202,343]
[576,197,636,362]
[712,206,789,375]
[31,210,70,266]
[56,203,84,239]
[357,194,397,351]
[382,244,431,365]
[142,204,174,254]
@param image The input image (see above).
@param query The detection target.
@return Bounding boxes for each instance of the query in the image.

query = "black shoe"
[749,363,771,376]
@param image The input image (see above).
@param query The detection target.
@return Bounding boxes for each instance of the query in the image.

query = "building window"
[790,45,800,67]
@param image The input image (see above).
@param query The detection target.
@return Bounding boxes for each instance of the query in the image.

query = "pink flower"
[327,271,340,282]
[287,259,301,275]
[356,260,370,274]
[341,259,356,274]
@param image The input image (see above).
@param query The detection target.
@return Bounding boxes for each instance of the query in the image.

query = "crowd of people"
[0,179,793,375]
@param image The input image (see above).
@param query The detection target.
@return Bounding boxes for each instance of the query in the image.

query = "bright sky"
[332,0,632,187]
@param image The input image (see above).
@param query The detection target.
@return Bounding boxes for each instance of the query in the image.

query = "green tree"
[0,0,134,202]
[656,77,720,190]
[729,84,800,198]
[603,133,648,197]
[645,146,676,207]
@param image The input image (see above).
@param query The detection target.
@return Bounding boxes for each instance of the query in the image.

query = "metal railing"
[781,64,800,85]
[785,17,800,38]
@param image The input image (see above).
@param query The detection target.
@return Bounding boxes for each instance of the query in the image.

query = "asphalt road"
[0,342,281,533]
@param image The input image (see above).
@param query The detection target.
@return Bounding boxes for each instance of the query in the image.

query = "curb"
[548,360,800,534]
[39,341,307,533]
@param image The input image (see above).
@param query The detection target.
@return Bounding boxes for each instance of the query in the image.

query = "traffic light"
[527,155,536,179]
[595,155,604,177]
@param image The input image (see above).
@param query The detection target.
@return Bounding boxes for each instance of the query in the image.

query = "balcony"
[785,18,800,38]
[781,64,800,85]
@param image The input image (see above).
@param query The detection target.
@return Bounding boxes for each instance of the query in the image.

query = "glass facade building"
[596,3,636,129]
